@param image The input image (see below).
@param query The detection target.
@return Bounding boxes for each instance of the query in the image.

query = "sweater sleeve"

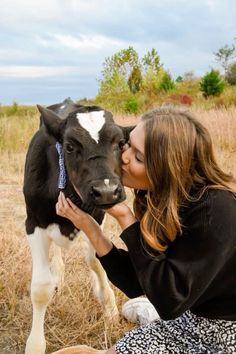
[97,232,144,298]
[120,190,236,320]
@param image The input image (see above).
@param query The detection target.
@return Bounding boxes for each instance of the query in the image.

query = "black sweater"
[98,189,236,321]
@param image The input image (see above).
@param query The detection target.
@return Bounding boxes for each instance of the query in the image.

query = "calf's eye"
[66,143,74,153]
[118,139,126,150]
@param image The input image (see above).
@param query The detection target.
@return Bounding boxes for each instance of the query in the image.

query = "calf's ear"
[37,105,66,140]
[119,125,135,142]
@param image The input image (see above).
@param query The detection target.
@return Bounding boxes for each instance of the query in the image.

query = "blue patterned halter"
[55,142,67,189]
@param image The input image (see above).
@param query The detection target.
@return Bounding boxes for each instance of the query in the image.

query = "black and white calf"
[23,99,131,354]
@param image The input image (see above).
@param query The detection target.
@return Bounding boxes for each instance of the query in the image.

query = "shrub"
[159,72,175,92]
[141,67,166,94]
[168,94,193,105]
[176,76,183,82]
[4,101,19,116]
[200,70,225,98]
[96,71,130,111]
[123,96,139,114]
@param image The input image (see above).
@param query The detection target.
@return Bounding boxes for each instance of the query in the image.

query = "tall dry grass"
[194,107,236,176]
[0,107,236,354]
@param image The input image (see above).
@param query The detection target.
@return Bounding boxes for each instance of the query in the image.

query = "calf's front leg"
[80,232,119,321]
[25,227,57,354]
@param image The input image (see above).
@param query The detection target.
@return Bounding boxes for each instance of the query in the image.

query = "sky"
[0,0,235,105]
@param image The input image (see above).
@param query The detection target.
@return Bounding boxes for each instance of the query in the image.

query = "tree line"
[95,40,236,113]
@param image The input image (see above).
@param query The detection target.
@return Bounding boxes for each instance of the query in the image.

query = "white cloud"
[0,66,78,78]
[53,34,127,50]
[35,33,128,50]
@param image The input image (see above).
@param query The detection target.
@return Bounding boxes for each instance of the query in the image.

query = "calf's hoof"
[51,345,106,354]
[25,337,46,354]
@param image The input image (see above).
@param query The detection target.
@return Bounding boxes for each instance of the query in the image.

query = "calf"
[23,99,130,354]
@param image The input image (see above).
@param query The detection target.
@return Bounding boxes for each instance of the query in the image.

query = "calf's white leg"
[50,242,65,293]
[47,222,119,321]
[81,232,119,320]
[25,227,57,354]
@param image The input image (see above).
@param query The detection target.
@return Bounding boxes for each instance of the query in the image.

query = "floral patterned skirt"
[115,311,236,353]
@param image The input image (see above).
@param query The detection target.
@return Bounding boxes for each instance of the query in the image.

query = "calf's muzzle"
[90,179,124,207]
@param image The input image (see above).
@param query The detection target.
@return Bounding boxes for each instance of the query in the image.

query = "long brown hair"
[133,106,236,252]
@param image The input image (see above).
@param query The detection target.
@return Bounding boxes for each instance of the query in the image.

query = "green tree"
[199,70,225,98]
[102,46,140,80]
[176,76,183,82]
[100,47,163,95]
[142,67,166,94]
[141,49,163,94]
[225,61,236,85]
[128,65,142,93]
[142,48,162,73]
[214,44,235,75]
[159,72,175,92]
[96,70,130,110]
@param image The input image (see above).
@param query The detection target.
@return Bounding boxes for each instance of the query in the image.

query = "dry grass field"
[0,107,236,354]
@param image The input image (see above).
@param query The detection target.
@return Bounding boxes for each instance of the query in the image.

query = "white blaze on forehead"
[104,179,110,186]
[76,110,105,143]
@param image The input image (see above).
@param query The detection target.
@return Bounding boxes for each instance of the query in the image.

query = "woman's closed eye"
[135,153,144,163]
[125,140,144,163]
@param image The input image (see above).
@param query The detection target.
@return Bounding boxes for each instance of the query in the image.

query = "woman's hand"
[56,191,96,232]
[55,192,113,256]
[106,203,137,230]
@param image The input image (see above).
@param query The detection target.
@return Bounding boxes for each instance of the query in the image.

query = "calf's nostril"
[92,186,102,198]
[114,186,120,197]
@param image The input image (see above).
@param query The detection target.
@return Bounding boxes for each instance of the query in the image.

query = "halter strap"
[55,142,67,189]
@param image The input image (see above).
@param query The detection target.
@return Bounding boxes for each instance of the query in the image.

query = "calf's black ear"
[37,105,66,140]
[119,125,135,142]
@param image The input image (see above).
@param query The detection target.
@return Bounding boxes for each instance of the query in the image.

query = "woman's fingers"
[60,192,71,212]
[67,198,77,211]
[59,191,67,208]
[56,192,86,225]
[56,192,71,218]
[56,201,64,216]
[55,192,98,231]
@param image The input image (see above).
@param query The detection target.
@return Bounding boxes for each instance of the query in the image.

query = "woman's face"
[121,121,151,190]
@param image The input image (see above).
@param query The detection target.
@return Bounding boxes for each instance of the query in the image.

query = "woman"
[55,106,236,354]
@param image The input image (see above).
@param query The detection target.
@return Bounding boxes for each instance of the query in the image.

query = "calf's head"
[38,104,128,208]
